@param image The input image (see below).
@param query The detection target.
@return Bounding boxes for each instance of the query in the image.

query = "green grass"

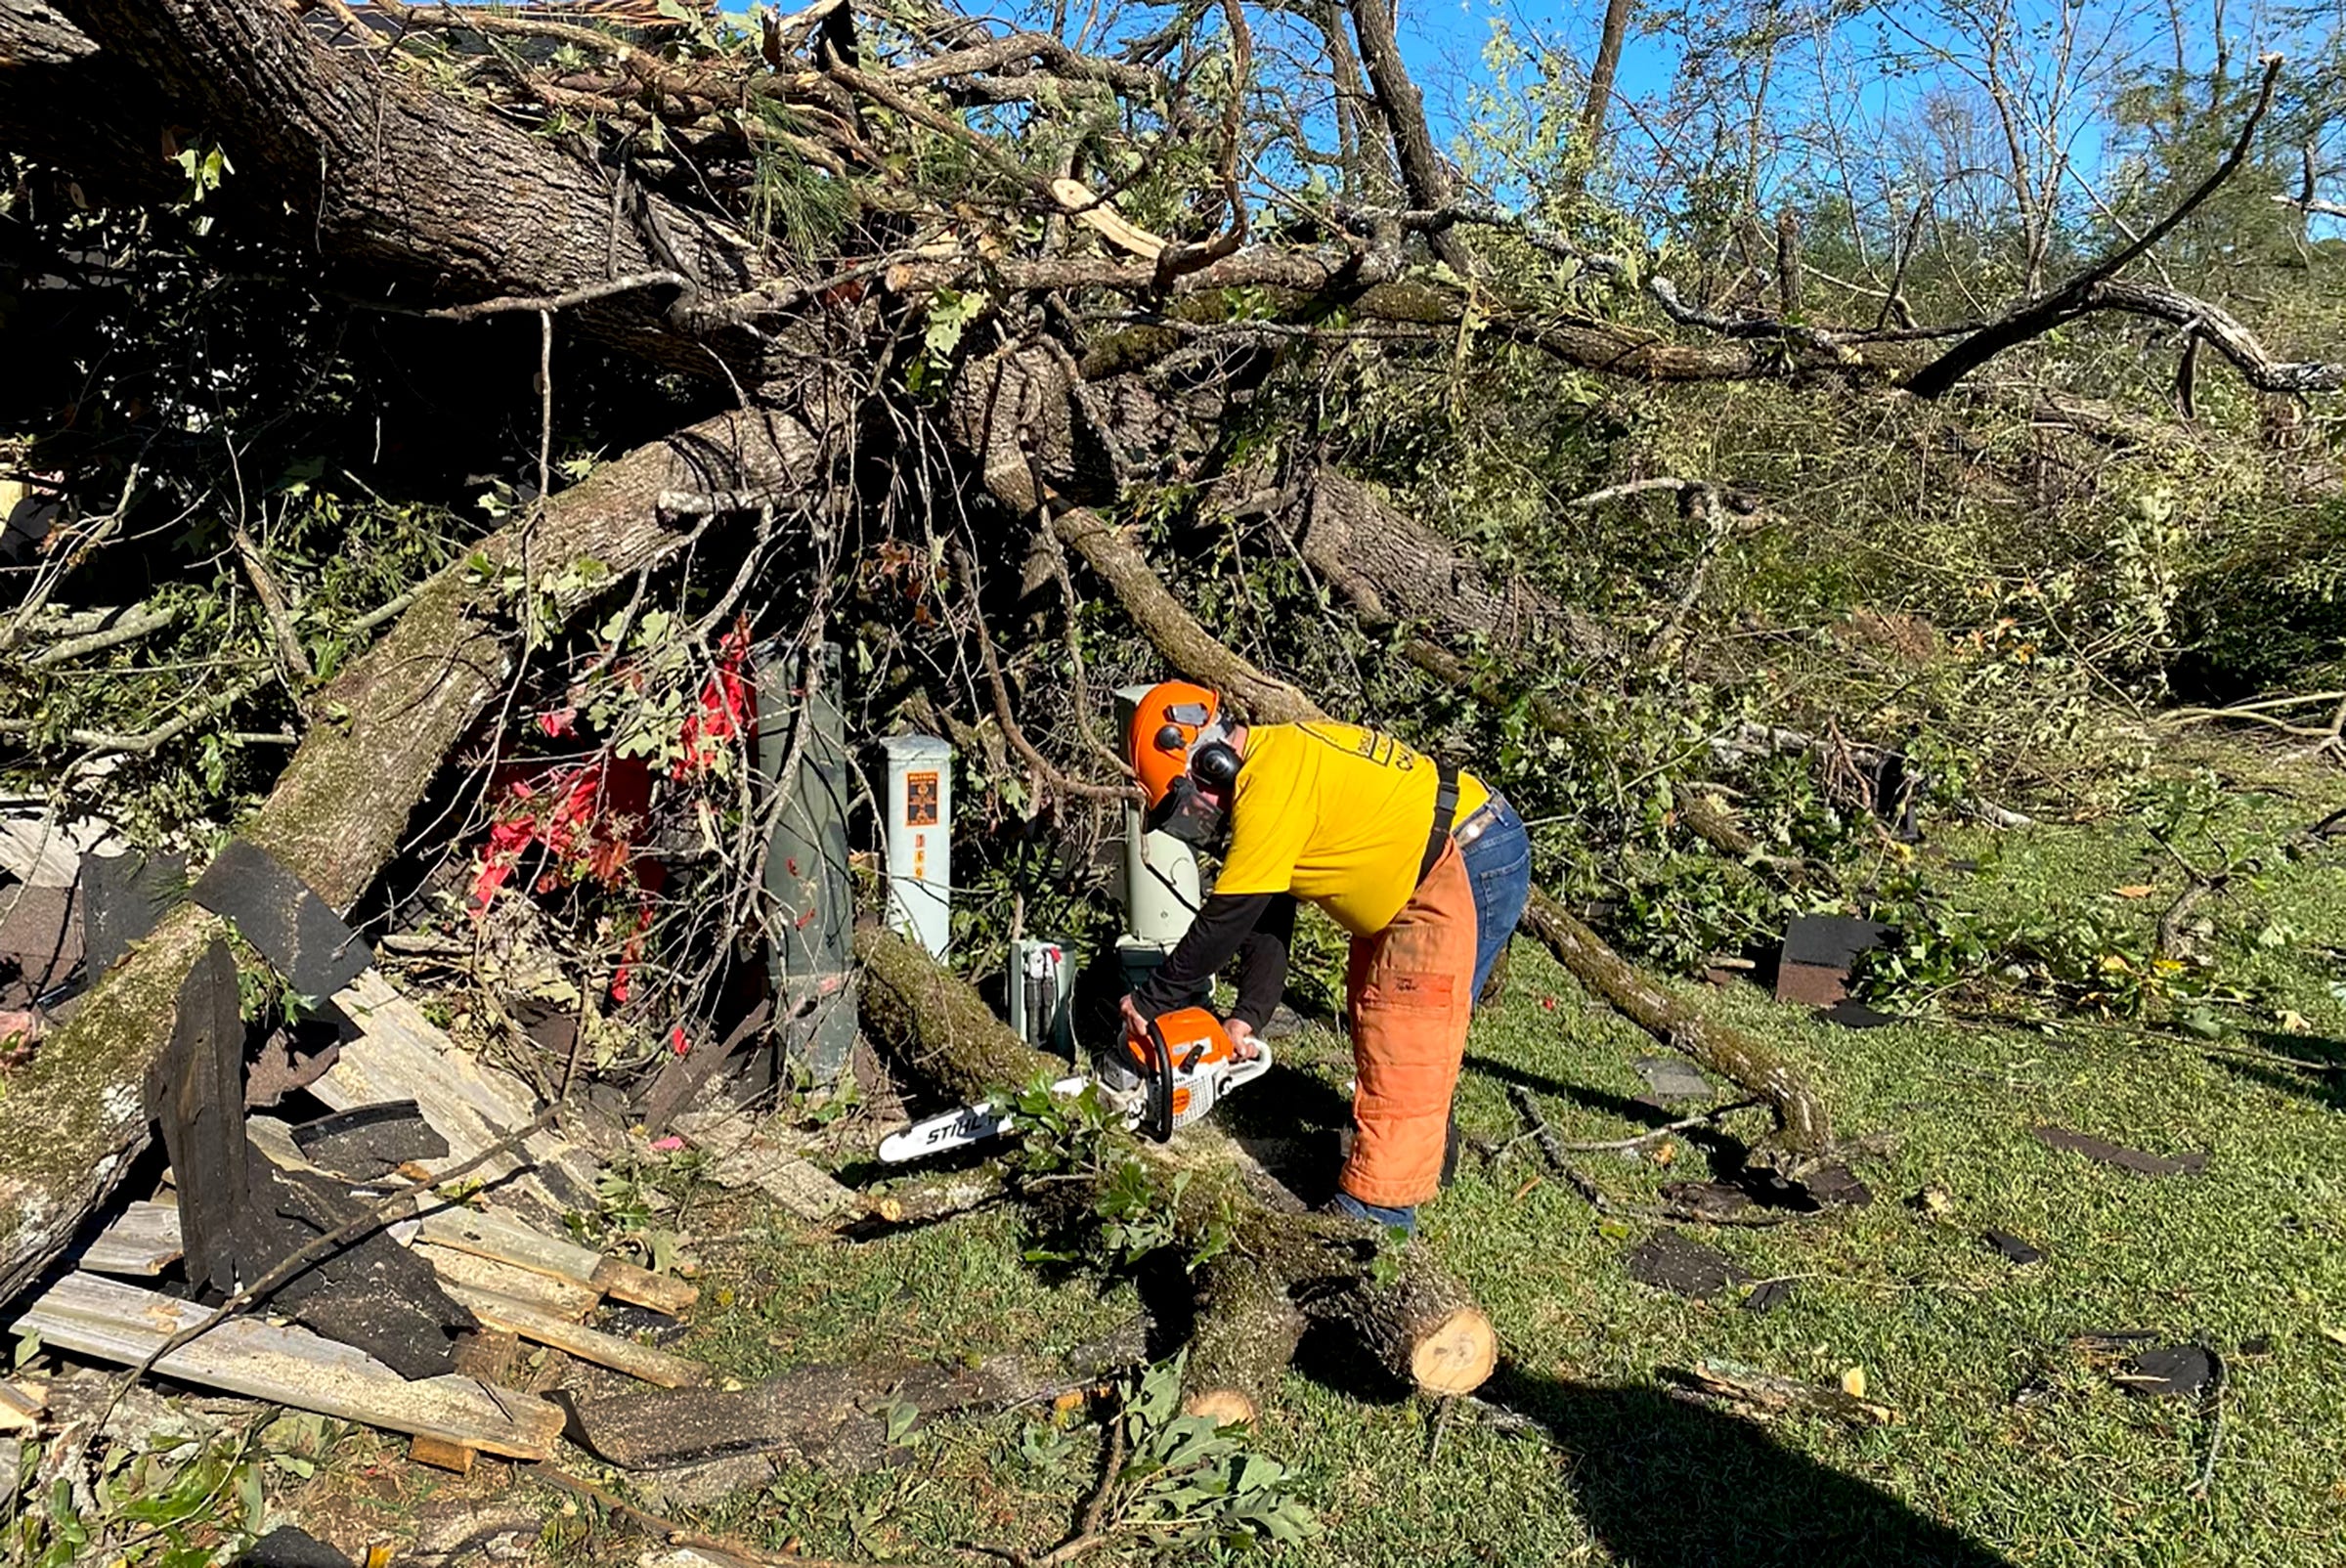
[640,757,2346,1568]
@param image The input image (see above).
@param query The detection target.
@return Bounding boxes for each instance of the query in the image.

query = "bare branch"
[1905,55,2285,398]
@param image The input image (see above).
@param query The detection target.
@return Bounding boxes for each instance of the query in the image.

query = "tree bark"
[1579,0,1634,152]
[0,0,180,203]
[0,409,828,1306]
[1286,469,1556,655]
[1342,0,1472,276]
[1182,1257,1307,1424]
[17,0,780,376]
[852,925,1498,1416]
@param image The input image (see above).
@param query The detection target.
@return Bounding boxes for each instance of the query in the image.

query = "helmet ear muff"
[1190,739,1242,793]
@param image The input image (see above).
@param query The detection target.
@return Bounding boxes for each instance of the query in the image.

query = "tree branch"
[1904,55,2284,398]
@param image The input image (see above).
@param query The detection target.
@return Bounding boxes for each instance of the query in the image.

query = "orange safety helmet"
[1126,680,1240,842]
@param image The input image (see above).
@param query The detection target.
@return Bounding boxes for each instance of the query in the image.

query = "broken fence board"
[417,1243,600,1320]
[77,1201,186,1278]
[416,1204,697,1316]
[317,970,598,1220]
[10,1273,563,1459]
[440,1284,707,1389]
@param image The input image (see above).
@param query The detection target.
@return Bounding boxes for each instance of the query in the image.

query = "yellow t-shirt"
[1213,723,1491,936]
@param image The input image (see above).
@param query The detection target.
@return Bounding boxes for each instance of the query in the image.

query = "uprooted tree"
[2,0,2341,1371]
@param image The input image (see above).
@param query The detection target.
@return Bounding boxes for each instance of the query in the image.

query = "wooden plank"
[416,1242,598,1320]
[589,1255,699,1318]
[317,970,597,1221]
[10,1273,564,1459]
[144,940,248,1294]
[77,1201,185,1277]
[414,1203,606,1281]
[440,1284,708,1389]
[415,1203,697,1316]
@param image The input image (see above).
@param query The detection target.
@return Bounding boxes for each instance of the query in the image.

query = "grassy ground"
[556,753,2346,1568]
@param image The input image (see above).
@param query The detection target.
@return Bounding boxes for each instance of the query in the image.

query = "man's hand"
[1223,1017,1262,1061]
[1118,993,1149,1044]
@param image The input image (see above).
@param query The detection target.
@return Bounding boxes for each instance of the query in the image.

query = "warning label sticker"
[906,770,940,826]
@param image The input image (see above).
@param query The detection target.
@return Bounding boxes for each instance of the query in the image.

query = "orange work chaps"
[1336,840,1476,1209]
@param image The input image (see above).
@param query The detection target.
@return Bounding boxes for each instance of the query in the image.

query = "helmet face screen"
[1145,775,1227,847]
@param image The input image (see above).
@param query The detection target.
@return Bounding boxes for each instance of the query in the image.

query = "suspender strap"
[1417,762,1460,887]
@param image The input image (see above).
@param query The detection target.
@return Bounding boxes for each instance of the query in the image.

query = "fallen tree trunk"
[0,409,826,1306]
[18,0,778,376]
[853,925,1498,1422]
[1519,890,1829,1157]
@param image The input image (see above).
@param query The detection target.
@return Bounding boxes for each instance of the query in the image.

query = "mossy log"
[853,925,1498,1419]
[1182,1257,1307,1426]
[0,410,826,1306]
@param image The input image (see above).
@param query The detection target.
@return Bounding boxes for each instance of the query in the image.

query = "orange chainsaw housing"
[1113,1005,1260,1140]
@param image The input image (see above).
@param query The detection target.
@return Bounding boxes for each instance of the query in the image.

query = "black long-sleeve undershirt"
[1130,892,1295,1030]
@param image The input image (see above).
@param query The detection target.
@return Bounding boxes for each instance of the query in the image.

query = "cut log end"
[1410,1306,1499,1396]
[1182,1388,1261,1426]
[1350,1271,1499,1401]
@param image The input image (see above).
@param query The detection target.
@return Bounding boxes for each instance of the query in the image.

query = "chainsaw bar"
[876,1075,1088,1163]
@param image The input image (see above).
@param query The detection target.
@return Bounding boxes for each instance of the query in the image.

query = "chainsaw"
[876,1006,1271,1163]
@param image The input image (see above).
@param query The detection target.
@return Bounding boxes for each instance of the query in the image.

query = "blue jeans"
[1459,793,1532,1010]
[1328,1189,1418,1235]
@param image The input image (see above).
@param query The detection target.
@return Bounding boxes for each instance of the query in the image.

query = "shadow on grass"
[1464,1052,1687,1131]
[1463,1052,1760,1180]
[1283,1335,2011,1566]
[2207,1029,2346,1113]
[1485,1364,2016,1568]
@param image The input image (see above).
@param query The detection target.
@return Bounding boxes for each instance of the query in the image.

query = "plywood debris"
[75,1201,185,1278]
[10,1273,564,1459]
[317,969,600,1220]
